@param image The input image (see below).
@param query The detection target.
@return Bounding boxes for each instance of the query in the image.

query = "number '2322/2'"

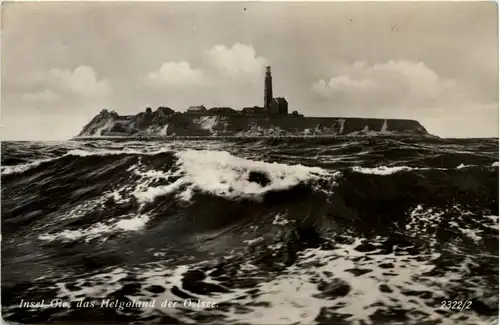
[441,300,472,311]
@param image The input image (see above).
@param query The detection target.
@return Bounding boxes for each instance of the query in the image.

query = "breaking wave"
[1,137,498,325]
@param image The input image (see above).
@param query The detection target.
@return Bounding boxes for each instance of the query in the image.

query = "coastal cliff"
[75,108,430,138]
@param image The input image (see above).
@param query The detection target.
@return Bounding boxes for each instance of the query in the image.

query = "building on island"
[186,105,207,114]
[269,97,288,115]
[242,106,267,116]
[184,65,290,117]
[264,66,288,115]
[208,107,239,115]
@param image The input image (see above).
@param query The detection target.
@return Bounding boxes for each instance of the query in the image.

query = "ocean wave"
[1,159,52,175]
[350,162,494,175]
[38,214,150,243]
[28,227,497,325]
[2,138,498,325]
[351,165,418,175]
[133,149,339,203]
[349,165,442,175]
[0,148,173,175]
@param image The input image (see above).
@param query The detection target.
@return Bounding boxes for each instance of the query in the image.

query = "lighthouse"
[263,65,288,115]
[264,65,273,111]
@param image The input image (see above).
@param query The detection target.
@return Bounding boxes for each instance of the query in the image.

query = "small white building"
[187,105,207,113]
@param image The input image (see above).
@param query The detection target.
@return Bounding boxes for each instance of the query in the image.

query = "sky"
[1,1,498,140]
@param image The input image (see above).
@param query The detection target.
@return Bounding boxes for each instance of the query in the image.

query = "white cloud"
[309,60,497,137]
[25,65,110,98]
[8,65,111,108]
[206,43,267,77]
[52,66,110,97]
[311,60,458,110]
[143,43,267,108]
[147,61,205,86]
[2,65,112,140]
[146,43,267,88]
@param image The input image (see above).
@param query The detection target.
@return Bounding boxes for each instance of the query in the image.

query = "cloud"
[311,60,458,111]
[1,65,112,140]
[5,65,111,115]
[146,43,267,88]
[143,43,267,108]
[5,65,111,111]
[308,60,497,137]
[206,43,267,77]
[147,61,205,86]
[24,65,110,98]
[51,66,110,97]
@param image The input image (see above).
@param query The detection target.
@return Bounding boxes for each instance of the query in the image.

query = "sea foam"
[133,149,338,203]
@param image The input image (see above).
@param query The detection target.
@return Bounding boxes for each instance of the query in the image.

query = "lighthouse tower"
[264,65,273,111]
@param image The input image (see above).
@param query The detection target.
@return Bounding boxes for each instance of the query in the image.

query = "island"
[74,66,430,138]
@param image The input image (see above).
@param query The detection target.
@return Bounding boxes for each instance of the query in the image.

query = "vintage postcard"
[1,1,498,324]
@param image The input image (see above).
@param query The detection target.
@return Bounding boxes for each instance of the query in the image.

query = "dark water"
[2,136,499,325]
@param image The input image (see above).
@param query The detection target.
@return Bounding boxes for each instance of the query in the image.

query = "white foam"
[492,161,499,167]
[405,205,444,247]
[115,214,150,231]
[1,157,56,175]
[36,185,140,231]
[457,163,479,169]
[449,221,483,242]
[272,213,290,225]
[47,228,494,325]
[219,237,467,325]
[482,215,498,230]
[351,165,453,175]
[179,150,334,198]
[66,148,165,157]
[133,149,338,203]
[406,205,498,248]
[352,165,414,175]
[226,269,334,324]
[38,214,150,243]
[228,237,492,325]
[243,237,264,246]
[133,178,186,203]
[484,215,499,222]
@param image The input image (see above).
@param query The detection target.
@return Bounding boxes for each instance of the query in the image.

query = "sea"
[1,136,499,325]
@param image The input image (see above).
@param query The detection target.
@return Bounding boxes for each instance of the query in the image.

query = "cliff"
[74,107,430,138]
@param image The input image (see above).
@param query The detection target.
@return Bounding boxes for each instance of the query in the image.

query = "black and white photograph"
[1,1,499,324]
